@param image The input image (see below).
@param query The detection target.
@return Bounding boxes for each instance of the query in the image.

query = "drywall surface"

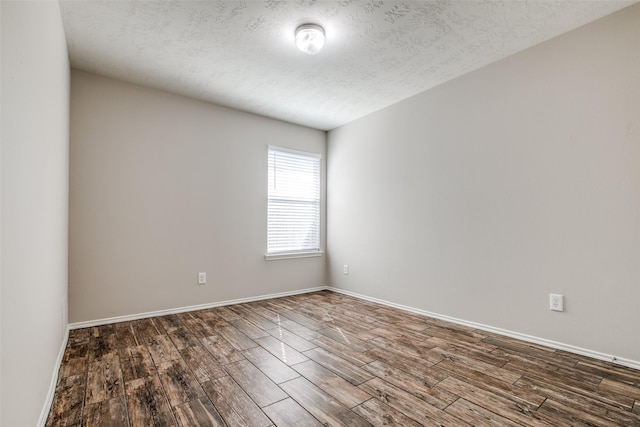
[69,71,326,323]
[1,2,70,425]
[328,5,640,362]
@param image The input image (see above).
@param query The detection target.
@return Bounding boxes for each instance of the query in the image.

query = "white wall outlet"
[343,264,349,275]
[198,272,206,285]
[550,294,564,312]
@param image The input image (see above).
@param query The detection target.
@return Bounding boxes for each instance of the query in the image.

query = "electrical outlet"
[198,272,206,285]
[343,265,349,275]
[550,294,564,312]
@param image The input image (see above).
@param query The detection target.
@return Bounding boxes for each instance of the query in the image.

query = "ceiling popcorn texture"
[60,0,634,130]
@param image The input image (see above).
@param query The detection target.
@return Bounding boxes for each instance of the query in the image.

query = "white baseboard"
[69,286,329,330]
[38,325,70,427]
[329,287,640,371]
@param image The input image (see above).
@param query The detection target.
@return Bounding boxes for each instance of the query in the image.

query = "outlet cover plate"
[550,294,564,312]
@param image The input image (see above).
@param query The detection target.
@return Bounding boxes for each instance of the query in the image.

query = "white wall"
[69,71,326,323]
[328,5,640,363]
[1,2,70,425]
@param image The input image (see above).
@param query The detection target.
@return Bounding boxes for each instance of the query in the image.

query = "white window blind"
[267,146,321,256]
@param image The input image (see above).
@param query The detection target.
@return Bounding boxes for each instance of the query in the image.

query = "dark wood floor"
[47,290,640,426]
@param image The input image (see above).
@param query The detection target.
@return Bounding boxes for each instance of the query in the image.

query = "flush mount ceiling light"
[295,24,325,55]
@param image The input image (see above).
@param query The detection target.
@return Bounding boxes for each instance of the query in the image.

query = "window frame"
[265,145,323,261]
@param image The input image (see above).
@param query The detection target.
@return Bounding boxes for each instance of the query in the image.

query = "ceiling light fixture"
[295,24,325,55]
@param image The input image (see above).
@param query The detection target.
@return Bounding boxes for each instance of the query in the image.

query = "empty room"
[2,1,640,426]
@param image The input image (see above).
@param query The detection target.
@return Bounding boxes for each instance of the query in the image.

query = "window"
[266,146,321,259]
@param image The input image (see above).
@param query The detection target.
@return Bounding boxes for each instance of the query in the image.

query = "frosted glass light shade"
[295,24,325,55]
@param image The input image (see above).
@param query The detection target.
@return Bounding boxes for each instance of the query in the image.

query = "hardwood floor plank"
[501,352,602,386]
[46,291,640,427]
[234,306,281,331]
[179,313,218,339]
[422,316,486,337]
[368,326,404,340]
[318,317,380,341]
[85,352,124,405]
[321,309,381,333]
[445,398,522,427]
[68,328,91,346]
[391,318,433,333]
[510,363,635,410]
[148,334,182,364]
[362,360,456,409]
[575,360,640,387]
[242,346,300,384]
[216,324,258,351]
[46,374,85,427]
[370,309,414,325]
[420,322,490,344]
[225,359,288,407]
[358,377,469,426]
[125,375,176,427]
[303,347,374,385]
[484,336,575,368]
[268,326,317,352]
[211,306,242,321]
[368,336,442,364]
[536,398,625,427]
[262,398,323,427]
[599,377,640,400]
[203,376,272,427]
[180,345,227,384]
[155,314,184,332]
[327,306,379,324]
[132,319,162,344]
[352,398,424,427]
[371,307,425,328]
[229,317,271,339]
[316,327,370,353]
[167,327,201,351]
[120,345,156,383]
[515,376,640,425]
[431,347,521,384]
[436,359,546,408]
[82,396,128,427]
[301,302,347,323]
[114,322,138,349]
[255,335,309,366]
[278,319,323,341]
[362,360,440,389]
[279,377,372,427]
[192,310,226,326]
[173,398,227,427]
[201,335,245,365]
[58,357,87,380]
[363,346,446,381]
[267,306,324,331]
[312,335,375,366]
[89,326,117,362]
[59,343,88,379]
[427,333,500,357]
[243,303,286,326]
[436,376,552,426]
[293,360,372,408]
[156,358,206,407]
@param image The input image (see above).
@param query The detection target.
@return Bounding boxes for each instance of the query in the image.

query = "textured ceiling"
[60,1,635,130]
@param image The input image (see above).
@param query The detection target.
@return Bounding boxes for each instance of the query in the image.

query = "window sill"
[264,251,324,261]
